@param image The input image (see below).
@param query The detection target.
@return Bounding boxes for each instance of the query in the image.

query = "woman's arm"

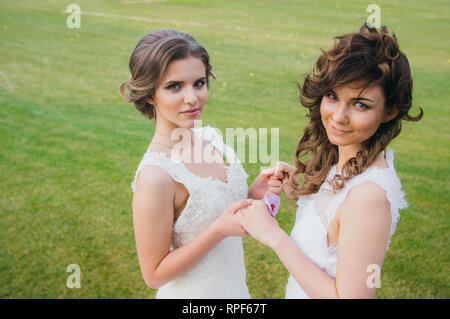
[133,165,251,289]
[332,181,391,298]
[237,181,392,298]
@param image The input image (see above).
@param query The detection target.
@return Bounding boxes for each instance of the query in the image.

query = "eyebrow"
[351,97,375,103]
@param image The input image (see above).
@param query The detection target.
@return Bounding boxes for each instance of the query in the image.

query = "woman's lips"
[330,123,352,134]
[181,108,201,117]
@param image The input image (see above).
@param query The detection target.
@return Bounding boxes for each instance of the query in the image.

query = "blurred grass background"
[0,0,448,298]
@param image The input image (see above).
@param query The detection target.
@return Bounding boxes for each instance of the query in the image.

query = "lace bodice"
[285,148,408,299]
[131,126,250,299]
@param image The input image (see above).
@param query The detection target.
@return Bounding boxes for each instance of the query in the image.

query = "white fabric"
[131,126,250,299]
[285,148,408,299]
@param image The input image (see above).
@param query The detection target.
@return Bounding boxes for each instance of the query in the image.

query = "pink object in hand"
[263,193,280,217]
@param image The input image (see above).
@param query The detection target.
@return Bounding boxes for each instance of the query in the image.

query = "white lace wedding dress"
[285,148,408,298]
[131,126,250,299]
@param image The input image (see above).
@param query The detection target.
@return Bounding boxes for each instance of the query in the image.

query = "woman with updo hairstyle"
[236,23,423,298]
[120,29,283,298]
[119,29,214,121]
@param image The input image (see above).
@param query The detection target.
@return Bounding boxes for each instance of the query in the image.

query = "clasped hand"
[217,162,297,247]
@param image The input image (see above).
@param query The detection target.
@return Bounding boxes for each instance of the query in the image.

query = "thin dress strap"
[193,125,243,166]
[131,151,194,194]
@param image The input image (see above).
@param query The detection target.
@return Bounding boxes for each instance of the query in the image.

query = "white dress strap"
[130,151,193,193]
[193,125,242,166]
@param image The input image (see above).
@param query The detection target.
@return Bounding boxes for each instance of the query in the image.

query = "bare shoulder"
[347,181,388,205]
[340,181,391,224]
[134,165,176,197]
[132,165,176,226]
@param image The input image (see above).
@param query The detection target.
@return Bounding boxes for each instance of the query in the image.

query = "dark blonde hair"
[289,22,423,197]
[119,29,214,119]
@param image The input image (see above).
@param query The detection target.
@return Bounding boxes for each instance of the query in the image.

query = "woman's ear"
[145,97,155,105]
[382,105,399,123]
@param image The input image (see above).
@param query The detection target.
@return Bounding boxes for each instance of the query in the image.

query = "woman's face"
[149,56,208,129]
[320,80,388,150]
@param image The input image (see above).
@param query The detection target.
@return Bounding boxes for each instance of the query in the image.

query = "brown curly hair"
[119,29,214,119]
[289,22,423,197]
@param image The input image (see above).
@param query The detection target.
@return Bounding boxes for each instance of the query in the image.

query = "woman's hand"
[248,167,285,199]
[236,200,285,248]
[272,161,298,200]
[212,199,253,239]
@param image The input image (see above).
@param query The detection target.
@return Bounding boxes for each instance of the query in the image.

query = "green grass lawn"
[0,0,448,298]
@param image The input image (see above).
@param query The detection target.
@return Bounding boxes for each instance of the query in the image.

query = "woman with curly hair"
[237,23,423,298]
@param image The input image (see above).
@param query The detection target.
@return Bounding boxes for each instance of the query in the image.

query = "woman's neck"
[336,144,363,171]
[151,121,195,149]
[336,144,388,172]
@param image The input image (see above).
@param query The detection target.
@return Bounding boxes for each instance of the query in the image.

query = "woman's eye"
[355,102,369,110]
[195,80,205,87]
[167,83,181,90]
[327,92,337,100]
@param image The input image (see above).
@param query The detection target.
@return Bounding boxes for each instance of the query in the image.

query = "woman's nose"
[184,87,198,105]
[331,102,349,124]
